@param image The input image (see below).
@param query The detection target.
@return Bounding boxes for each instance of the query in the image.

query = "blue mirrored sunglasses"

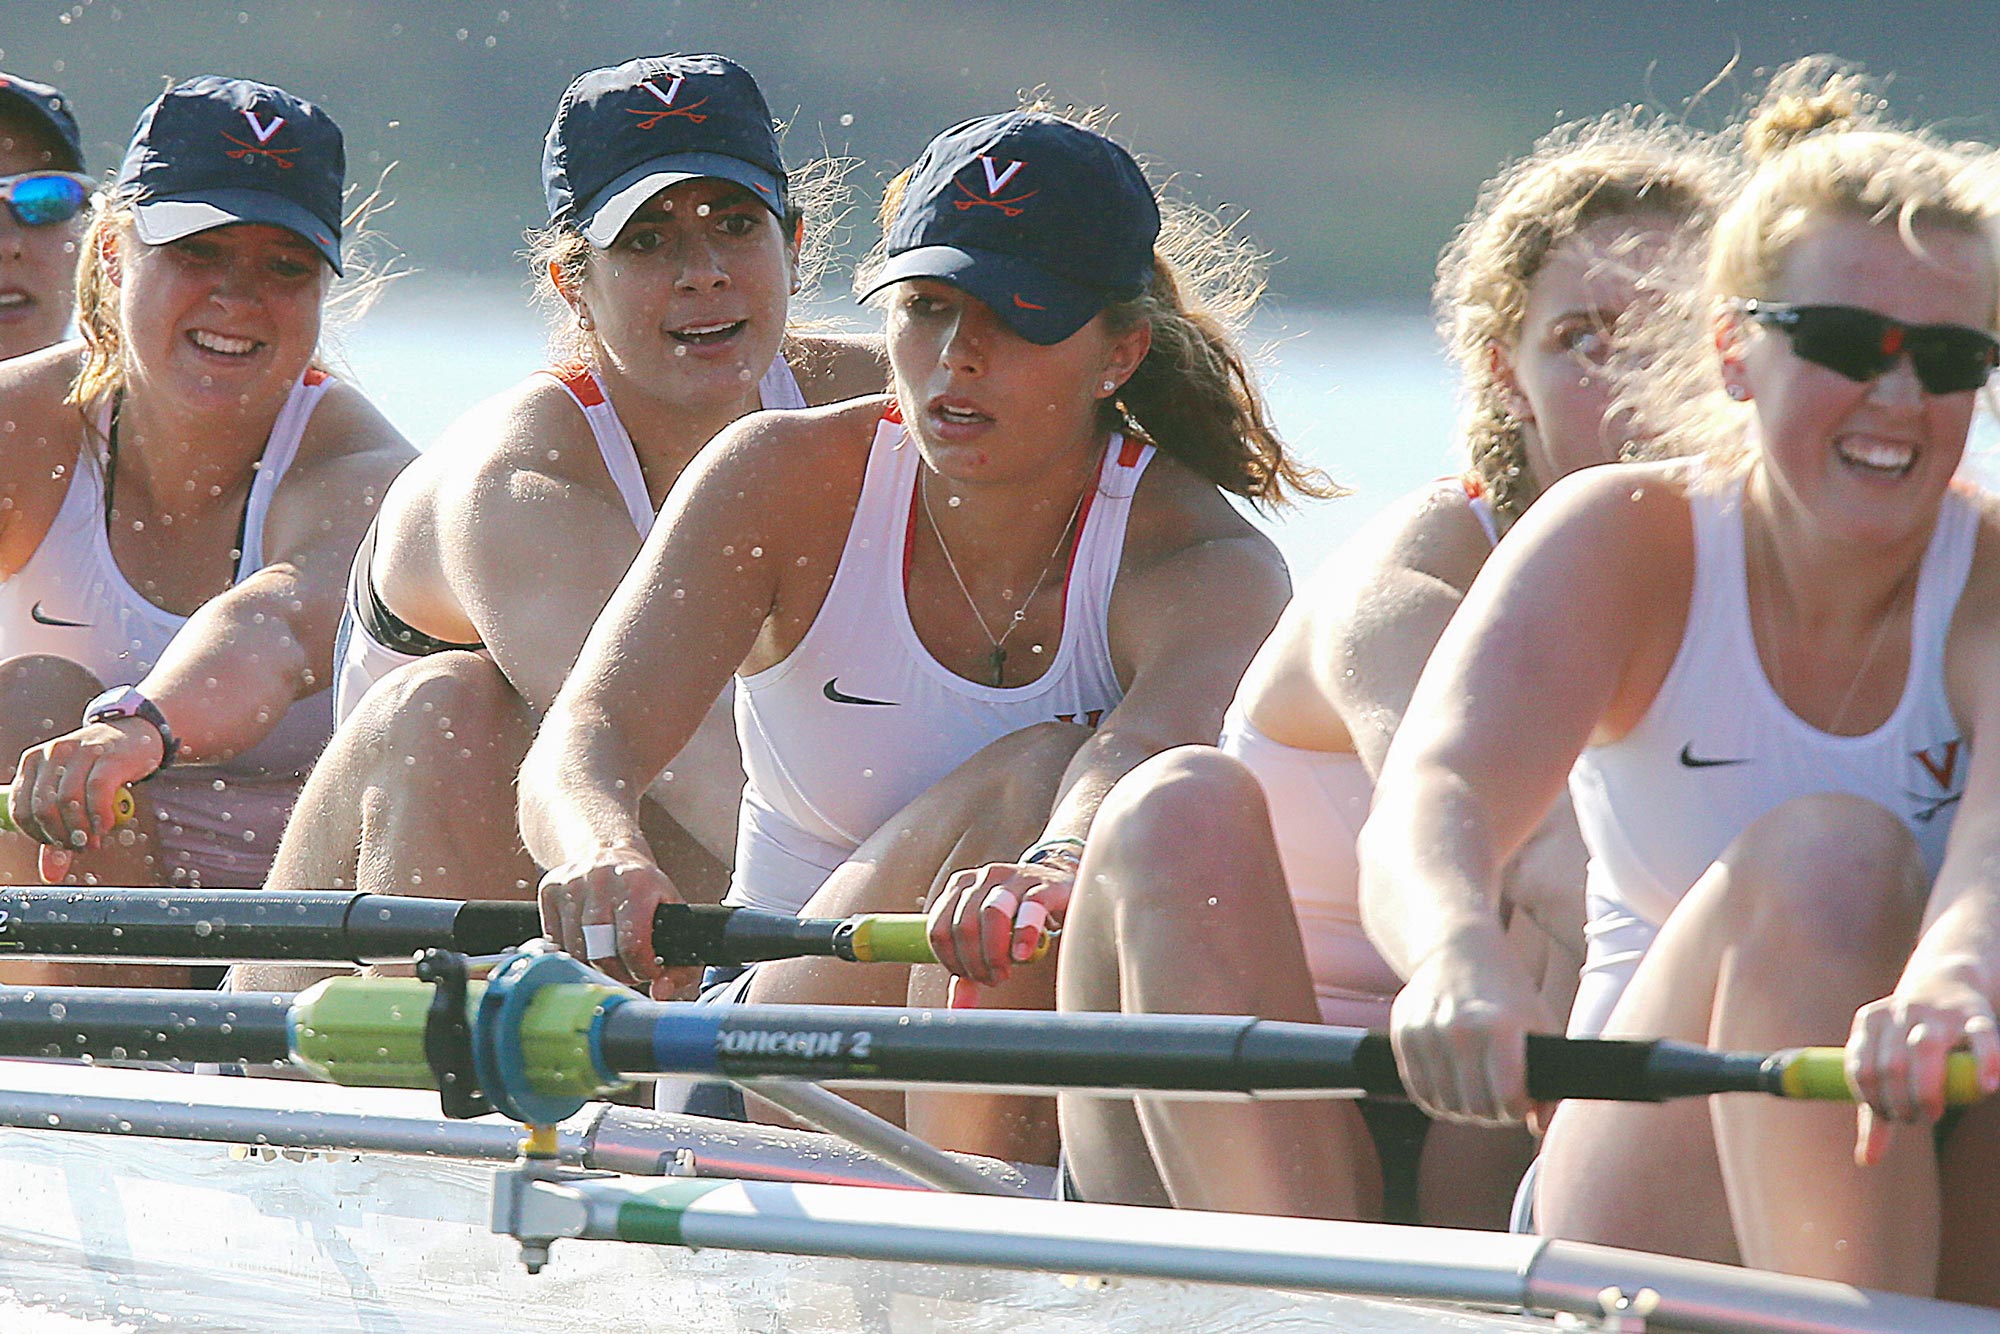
[0,172,92,227]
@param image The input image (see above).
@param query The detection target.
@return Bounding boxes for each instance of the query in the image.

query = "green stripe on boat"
[614,1178,735,1246]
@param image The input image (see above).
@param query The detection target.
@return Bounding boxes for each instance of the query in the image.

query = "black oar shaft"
[0,888,528,964]
[0,986,293,1064]
[599,1002,1779,1102]
[0,890,865,968]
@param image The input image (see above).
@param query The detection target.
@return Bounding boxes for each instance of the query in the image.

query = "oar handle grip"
[1778,1046,1986,1105]
[647,905,1054,969]
[0,783,135,833]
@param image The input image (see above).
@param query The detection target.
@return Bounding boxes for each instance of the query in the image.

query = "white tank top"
[1566,472,1976,1035]
[0,371,337,779]
[555,353,805,538]
[333,356,805,721]
[731,407,1150,913]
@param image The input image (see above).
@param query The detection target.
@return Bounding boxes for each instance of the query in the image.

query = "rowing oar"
[0,887,971,968]
[0,949,1978,1126]
[0,783,136,833]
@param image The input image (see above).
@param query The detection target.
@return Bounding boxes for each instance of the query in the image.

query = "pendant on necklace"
[989,647,1007,688]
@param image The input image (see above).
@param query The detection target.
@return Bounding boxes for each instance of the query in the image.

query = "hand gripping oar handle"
[0,783,135,833]
[0,888,1030,969]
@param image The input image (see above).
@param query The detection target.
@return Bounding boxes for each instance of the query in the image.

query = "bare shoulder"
[295,379,414,470]
[1501,459,1694,571]
[783,334,887,406]
[1118,451,1288,599]
[1947,486,2000,641]
[0,342,87,464]
[700,392,884,474]
[0,345,89,565]
[1299,478,1496,611]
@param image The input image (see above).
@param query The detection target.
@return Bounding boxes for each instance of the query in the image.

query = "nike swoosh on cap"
[1012,294,1046,310]
[29,601,91,628]
[1678,743,1748,769]
[823,678,898,707]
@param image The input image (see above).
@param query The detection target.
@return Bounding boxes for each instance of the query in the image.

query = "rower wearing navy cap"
[0,71,91,359]
[524,108,1332,1163]
[0,77,413,984]
[253,55,880,941]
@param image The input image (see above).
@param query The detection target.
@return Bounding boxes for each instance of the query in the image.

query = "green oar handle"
[0,783,135,833]
[1776,1045,1985,1105]
[648,905,1051,968]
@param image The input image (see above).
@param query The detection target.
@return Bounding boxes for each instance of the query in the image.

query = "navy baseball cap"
[0,72,83,172]
[117,77,345,274]
[545,54,787,247]
[859,112,1160,345]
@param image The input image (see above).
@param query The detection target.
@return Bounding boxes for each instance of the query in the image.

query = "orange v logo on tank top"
[1909,737,1968,822]
[953,156,1037,216]
[1915,738,1964,792]
[629,77,709,129]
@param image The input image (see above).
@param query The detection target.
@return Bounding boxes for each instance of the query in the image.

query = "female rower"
[523,110,1323,1161]
[262,55,880,909]
[928,114,1734,1223]
[0,72,90,360]
[0,78,412,977]
[1362,61,2000,1302]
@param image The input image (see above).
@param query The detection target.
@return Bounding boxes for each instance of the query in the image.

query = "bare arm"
[518,411,838,986]
[1310,489,1586,953]
[1357,467,1687,1121]
[432,397,653,720]
[930,519,1292,987]
[11,385,413,869]
[1042,531,1291,843]
[1849,533,2000,1155]
[140,389,412,759]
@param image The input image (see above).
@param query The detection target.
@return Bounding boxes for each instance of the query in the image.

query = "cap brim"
[859,244,1106,345]
[578,152,786,247]
[130,189,343,274]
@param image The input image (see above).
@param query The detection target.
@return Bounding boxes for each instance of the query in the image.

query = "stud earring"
[577,311,595,332]
[1101,380,1117,394]
[1726,382,1748,401]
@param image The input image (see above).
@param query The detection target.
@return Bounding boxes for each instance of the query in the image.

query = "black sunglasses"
[1739,300,2000,396]
[0,172,92,228]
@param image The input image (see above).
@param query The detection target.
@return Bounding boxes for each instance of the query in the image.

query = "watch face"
[85,686,142,720]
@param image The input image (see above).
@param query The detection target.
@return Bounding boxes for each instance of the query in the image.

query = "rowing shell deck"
[0,1064,1539,1333]
[0,1063,1989,1333]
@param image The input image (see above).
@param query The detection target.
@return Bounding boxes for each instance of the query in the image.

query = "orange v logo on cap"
[629,76,709,129]
[952,156,1037,216]
[221,109,298,167]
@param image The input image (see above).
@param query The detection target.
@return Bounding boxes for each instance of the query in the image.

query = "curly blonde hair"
[1436,111,1736,523]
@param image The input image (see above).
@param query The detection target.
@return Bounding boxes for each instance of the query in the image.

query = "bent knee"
[355,652,527,759]
[1095,746,1263,844]
[1725,793,1926,954]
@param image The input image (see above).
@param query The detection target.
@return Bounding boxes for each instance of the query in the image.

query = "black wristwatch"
[83,685,181,776]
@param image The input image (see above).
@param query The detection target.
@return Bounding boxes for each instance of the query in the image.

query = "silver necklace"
[1753,530,1911,734]
[919,471,1090,687]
